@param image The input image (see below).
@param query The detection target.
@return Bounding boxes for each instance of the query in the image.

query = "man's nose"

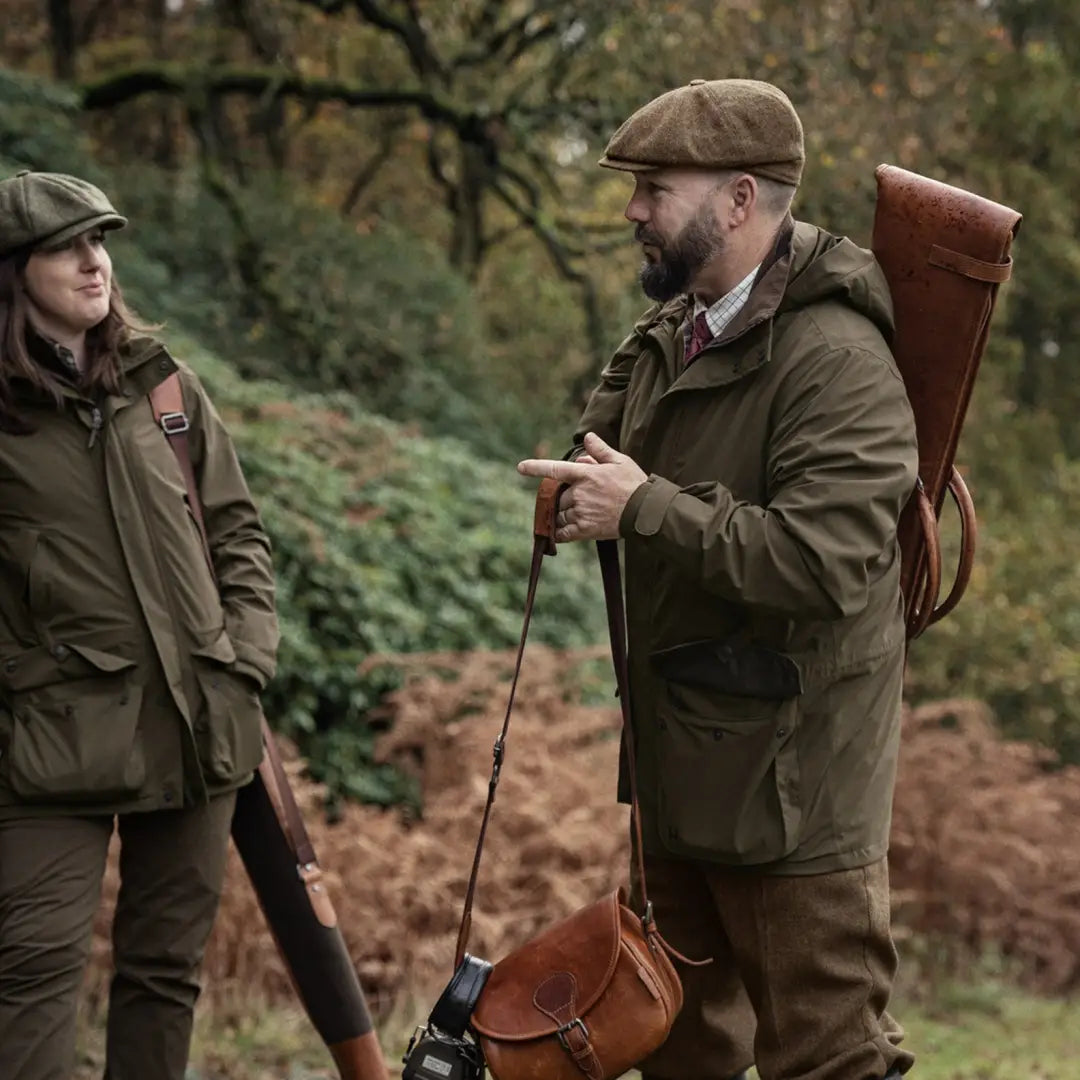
[624,197,648,224]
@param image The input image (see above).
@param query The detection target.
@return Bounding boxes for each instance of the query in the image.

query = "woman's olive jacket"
[575,221,919,873]
[0,335,278,815]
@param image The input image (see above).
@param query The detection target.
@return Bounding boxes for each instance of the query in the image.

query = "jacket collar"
[711,214,795,349]
[26,329,81,387]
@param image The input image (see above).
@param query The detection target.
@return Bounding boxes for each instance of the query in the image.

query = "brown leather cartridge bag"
[471,888,682,1080]
[872,165,1022,638]
[458,479,684,1080]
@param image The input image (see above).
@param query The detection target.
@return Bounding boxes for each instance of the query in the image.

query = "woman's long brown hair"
[0,249,157,433]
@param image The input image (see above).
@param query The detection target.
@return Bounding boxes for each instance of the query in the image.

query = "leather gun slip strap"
[148,375,319,883]
[872,164,1021,639]
[454,478,689,969]
[149,374,386,1080]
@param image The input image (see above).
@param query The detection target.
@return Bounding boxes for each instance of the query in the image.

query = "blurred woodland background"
[2,1,1080,1075]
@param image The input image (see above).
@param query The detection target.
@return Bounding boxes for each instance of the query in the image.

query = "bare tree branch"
[425,136,453,195]
[490,177,606,364]
[341,120,397,215]
[80,65,463,126]
[465,0,506,41]
[349,0,447,81]
[451,0,567,69]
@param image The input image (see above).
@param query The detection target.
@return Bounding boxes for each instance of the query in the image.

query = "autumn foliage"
[83,648,1080,1018]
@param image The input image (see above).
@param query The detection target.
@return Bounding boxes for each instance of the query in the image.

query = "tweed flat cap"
[600,78,805,186]
[0,170,127,257]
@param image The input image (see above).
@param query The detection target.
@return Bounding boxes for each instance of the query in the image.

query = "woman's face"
[23,228,113,341]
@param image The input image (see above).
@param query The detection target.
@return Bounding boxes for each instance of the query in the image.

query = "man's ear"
[728,174,758,226]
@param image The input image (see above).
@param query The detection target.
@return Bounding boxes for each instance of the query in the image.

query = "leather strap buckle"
[297,860,322,888]
[556,1017,588,1051]
[158,411,190,435]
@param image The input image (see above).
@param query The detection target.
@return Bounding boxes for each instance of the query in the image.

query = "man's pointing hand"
[517,432,648,542]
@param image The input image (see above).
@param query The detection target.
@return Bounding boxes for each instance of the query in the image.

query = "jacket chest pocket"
[655,682,801,865]
[190,629,264,783]
[0,644,145,802]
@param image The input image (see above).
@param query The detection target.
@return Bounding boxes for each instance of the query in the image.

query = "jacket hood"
[780,222,894,340]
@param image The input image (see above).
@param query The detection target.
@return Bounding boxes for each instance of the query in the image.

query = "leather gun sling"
[454,479,690,969]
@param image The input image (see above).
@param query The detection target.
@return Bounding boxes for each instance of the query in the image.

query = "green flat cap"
[0,170,127,257]
[600,78,805,186]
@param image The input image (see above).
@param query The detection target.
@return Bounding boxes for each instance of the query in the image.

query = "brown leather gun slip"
[872,164,1021,639]
[150,374,389,1080]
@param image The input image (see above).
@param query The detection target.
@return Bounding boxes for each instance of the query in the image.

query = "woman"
[0,170,279,1079]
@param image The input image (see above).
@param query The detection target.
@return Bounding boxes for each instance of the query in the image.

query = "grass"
[891,984,1080,1080]
[72,975,1080,1080]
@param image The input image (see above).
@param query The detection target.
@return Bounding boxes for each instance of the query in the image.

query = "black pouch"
[650,638,802,700]
[402,953,491,1080]
[430,953,492,1037]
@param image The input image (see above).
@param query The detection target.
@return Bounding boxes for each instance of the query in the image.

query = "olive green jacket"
[575,220,918,873]
[0,335,278,815]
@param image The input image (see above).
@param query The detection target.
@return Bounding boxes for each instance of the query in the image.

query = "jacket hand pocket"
[191,628,264,783]
[656,682,801,865]
[2,643,145,802]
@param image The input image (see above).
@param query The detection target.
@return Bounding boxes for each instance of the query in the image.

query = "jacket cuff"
[228,641,275,689]
[619,475,680,537]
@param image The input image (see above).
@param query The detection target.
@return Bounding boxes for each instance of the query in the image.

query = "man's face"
[624,169,729,302]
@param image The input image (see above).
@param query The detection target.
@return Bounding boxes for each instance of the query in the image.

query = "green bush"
[184,341,607,809]
[107,173,526,455]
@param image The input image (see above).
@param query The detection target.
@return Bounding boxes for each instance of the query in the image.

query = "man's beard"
[637,203,725,302]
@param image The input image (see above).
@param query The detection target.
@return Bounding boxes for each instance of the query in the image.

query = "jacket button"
[163,792,174,804]
[158,358,170,371]
[51,644,70,661]
[776,727,788,739]
[3,659,16,673]
[65,704,74,718]
[713,729,724,740]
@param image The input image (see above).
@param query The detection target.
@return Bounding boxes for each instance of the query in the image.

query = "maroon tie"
[685,310,711,365]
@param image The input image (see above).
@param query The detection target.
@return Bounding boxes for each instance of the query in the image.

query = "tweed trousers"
[631,853,914,1080]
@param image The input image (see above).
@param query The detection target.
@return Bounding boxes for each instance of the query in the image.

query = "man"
[518,79,919,1080]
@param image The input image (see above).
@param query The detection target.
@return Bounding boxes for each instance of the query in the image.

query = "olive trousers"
[0,792,236,1080]
[632,854,915,1080]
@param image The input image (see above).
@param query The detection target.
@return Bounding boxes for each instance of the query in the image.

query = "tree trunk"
[48,0,76,81]
[148,0,180,167]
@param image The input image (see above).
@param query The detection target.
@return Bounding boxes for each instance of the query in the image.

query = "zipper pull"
[87,406,103,448]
